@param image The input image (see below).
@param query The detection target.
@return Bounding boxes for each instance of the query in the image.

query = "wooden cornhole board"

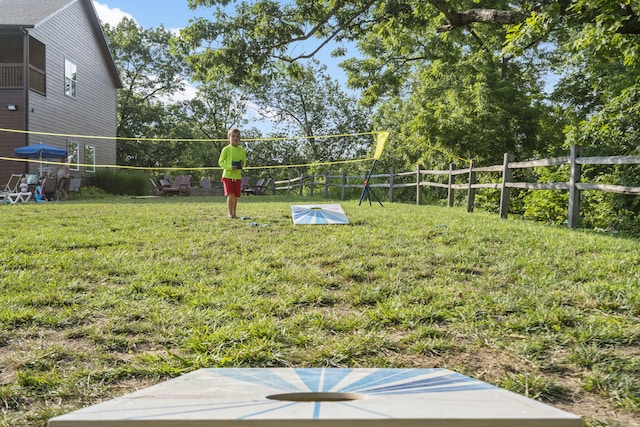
[48,368,582,426]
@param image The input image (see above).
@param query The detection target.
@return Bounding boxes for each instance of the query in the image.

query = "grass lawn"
[0,195,638,426]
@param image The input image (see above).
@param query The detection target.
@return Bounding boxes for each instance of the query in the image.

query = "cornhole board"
[291,204,349,224]
[48,368,583,426]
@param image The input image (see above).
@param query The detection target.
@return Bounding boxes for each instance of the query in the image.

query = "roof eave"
[0,24,35,30]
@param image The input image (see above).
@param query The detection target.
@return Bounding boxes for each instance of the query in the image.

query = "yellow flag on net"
[373,131,389,160]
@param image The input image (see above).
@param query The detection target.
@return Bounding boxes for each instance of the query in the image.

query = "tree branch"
[272,1,377,60]
[436,7,525,32]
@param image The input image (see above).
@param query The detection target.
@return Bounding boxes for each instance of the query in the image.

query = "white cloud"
[160,80,198,103]
[93,2,196,103]
[93,1,134,26]
[246,101,279,121]
[94,1,183,33]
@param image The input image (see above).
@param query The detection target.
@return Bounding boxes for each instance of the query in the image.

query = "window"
[85,145,95,173]
[64,58,76,97]
[67,140,79,171]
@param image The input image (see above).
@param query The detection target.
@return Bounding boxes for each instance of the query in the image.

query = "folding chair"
[7,192,32,203]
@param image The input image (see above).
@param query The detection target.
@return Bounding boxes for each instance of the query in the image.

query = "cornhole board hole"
[47,368,583,426]
[291,204,349,224]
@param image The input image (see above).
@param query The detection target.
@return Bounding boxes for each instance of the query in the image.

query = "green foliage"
[91,170,152,196]
[103,18,249,173]
[521,166,570,224]
[249,60,372,164]
[179,0,640,227]
[103,19,187,140]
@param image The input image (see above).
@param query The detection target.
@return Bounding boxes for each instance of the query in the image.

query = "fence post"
[568,144,582,229]
[499,153,513,219]
[466,160,476,213]
[287,177,292,196]
[389,169,395,203]
[416,164,422,205]
[341,170,347,201]
[310,172,315,197]
[299,174,304,196]
[447,163,454,207]
[324,173,329,199]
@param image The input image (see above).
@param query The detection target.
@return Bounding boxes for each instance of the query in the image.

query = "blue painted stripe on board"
[361,375,494,395]
[313,402,321,419]
[337,369,426,392]
[213,369,300,392]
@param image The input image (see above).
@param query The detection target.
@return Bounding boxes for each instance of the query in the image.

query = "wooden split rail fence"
[272,145,640,228]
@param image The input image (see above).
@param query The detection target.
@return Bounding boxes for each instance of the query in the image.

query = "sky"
[93,1,356,132]
[94,0,207,103]
[94,0,204,32]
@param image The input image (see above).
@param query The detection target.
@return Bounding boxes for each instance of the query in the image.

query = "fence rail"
[272,145,640,228]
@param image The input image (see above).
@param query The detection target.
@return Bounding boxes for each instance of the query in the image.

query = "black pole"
[359,160,383,206]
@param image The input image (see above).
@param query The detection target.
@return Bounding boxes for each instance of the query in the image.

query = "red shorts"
[222,178,242,197]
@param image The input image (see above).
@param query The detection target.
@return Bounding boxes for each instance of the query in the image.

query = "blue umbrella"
[14,144,68,175]
[14,143,68,159]
[291,204,349,225]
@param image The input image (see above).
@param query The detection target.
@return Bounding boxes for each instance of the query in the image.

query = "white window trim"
[64,58,77,98]
[68,140,80,171]
[85,145,96,173]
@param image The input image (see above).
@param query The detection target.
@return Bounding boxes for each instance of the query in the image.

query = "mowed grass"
[0,195,638,426]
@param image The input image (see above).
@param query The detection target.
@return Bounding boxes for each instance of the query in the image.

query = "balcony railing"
[0,63,23,89]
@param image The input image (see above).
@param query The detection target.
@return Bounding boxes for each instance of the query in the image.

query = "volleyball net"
[0,127,390,173]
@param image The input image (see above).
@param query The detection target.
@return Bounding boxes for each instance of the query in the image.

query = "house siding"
[27,0,117,177]
[0,89,27,176]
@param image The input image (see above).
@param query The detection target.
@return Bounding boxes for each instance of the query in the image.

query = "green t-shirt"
[218,144,247,179]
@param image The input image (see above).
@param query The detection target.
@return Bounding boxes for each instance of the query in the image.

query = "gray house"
[0,0,122,184]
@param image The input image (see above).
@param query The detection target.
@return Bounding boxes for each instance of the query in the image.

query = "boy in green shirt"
[218,128,247,218]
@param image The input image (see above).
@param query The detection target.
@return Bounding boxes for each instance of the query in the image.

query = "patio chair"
[6,191,32,203]
[2,173,22,193]
[43,177,57,200]
[240,176,250,193]
[68,178,82,199]
[0,174,23,201]
[180,175,192,196]
[162,175,191,196]
[255,178,272,195]
[242,178,263,195]
[244,178,272,195]
[200,179,212,189]
[150,178,164,196]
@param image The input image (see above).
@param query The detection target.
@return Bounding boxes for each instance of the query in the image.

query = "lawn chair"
[162,175,191,196]
[240,176,250,194]
[6,192,32,203]
[150,178,164,196]
[257,178,272,195]
[68,178,82,199]
[42,177,57,200]
[1,173,22,193]
[245,178,272,195]
[242,178,263,195]
[0,174,24,202]
[200,179,212,189]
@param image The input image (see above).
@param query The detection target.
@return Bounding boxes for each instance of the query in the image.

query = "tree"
[176,80,251,178]
[103,18,188,166]
[104,18,254,176]
[181,1,640,87]
[248,60,371,170]
[178,1,568,165]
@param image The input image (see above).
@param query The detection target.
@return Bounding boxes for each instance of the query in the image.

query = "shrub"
[91,170,152,196]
